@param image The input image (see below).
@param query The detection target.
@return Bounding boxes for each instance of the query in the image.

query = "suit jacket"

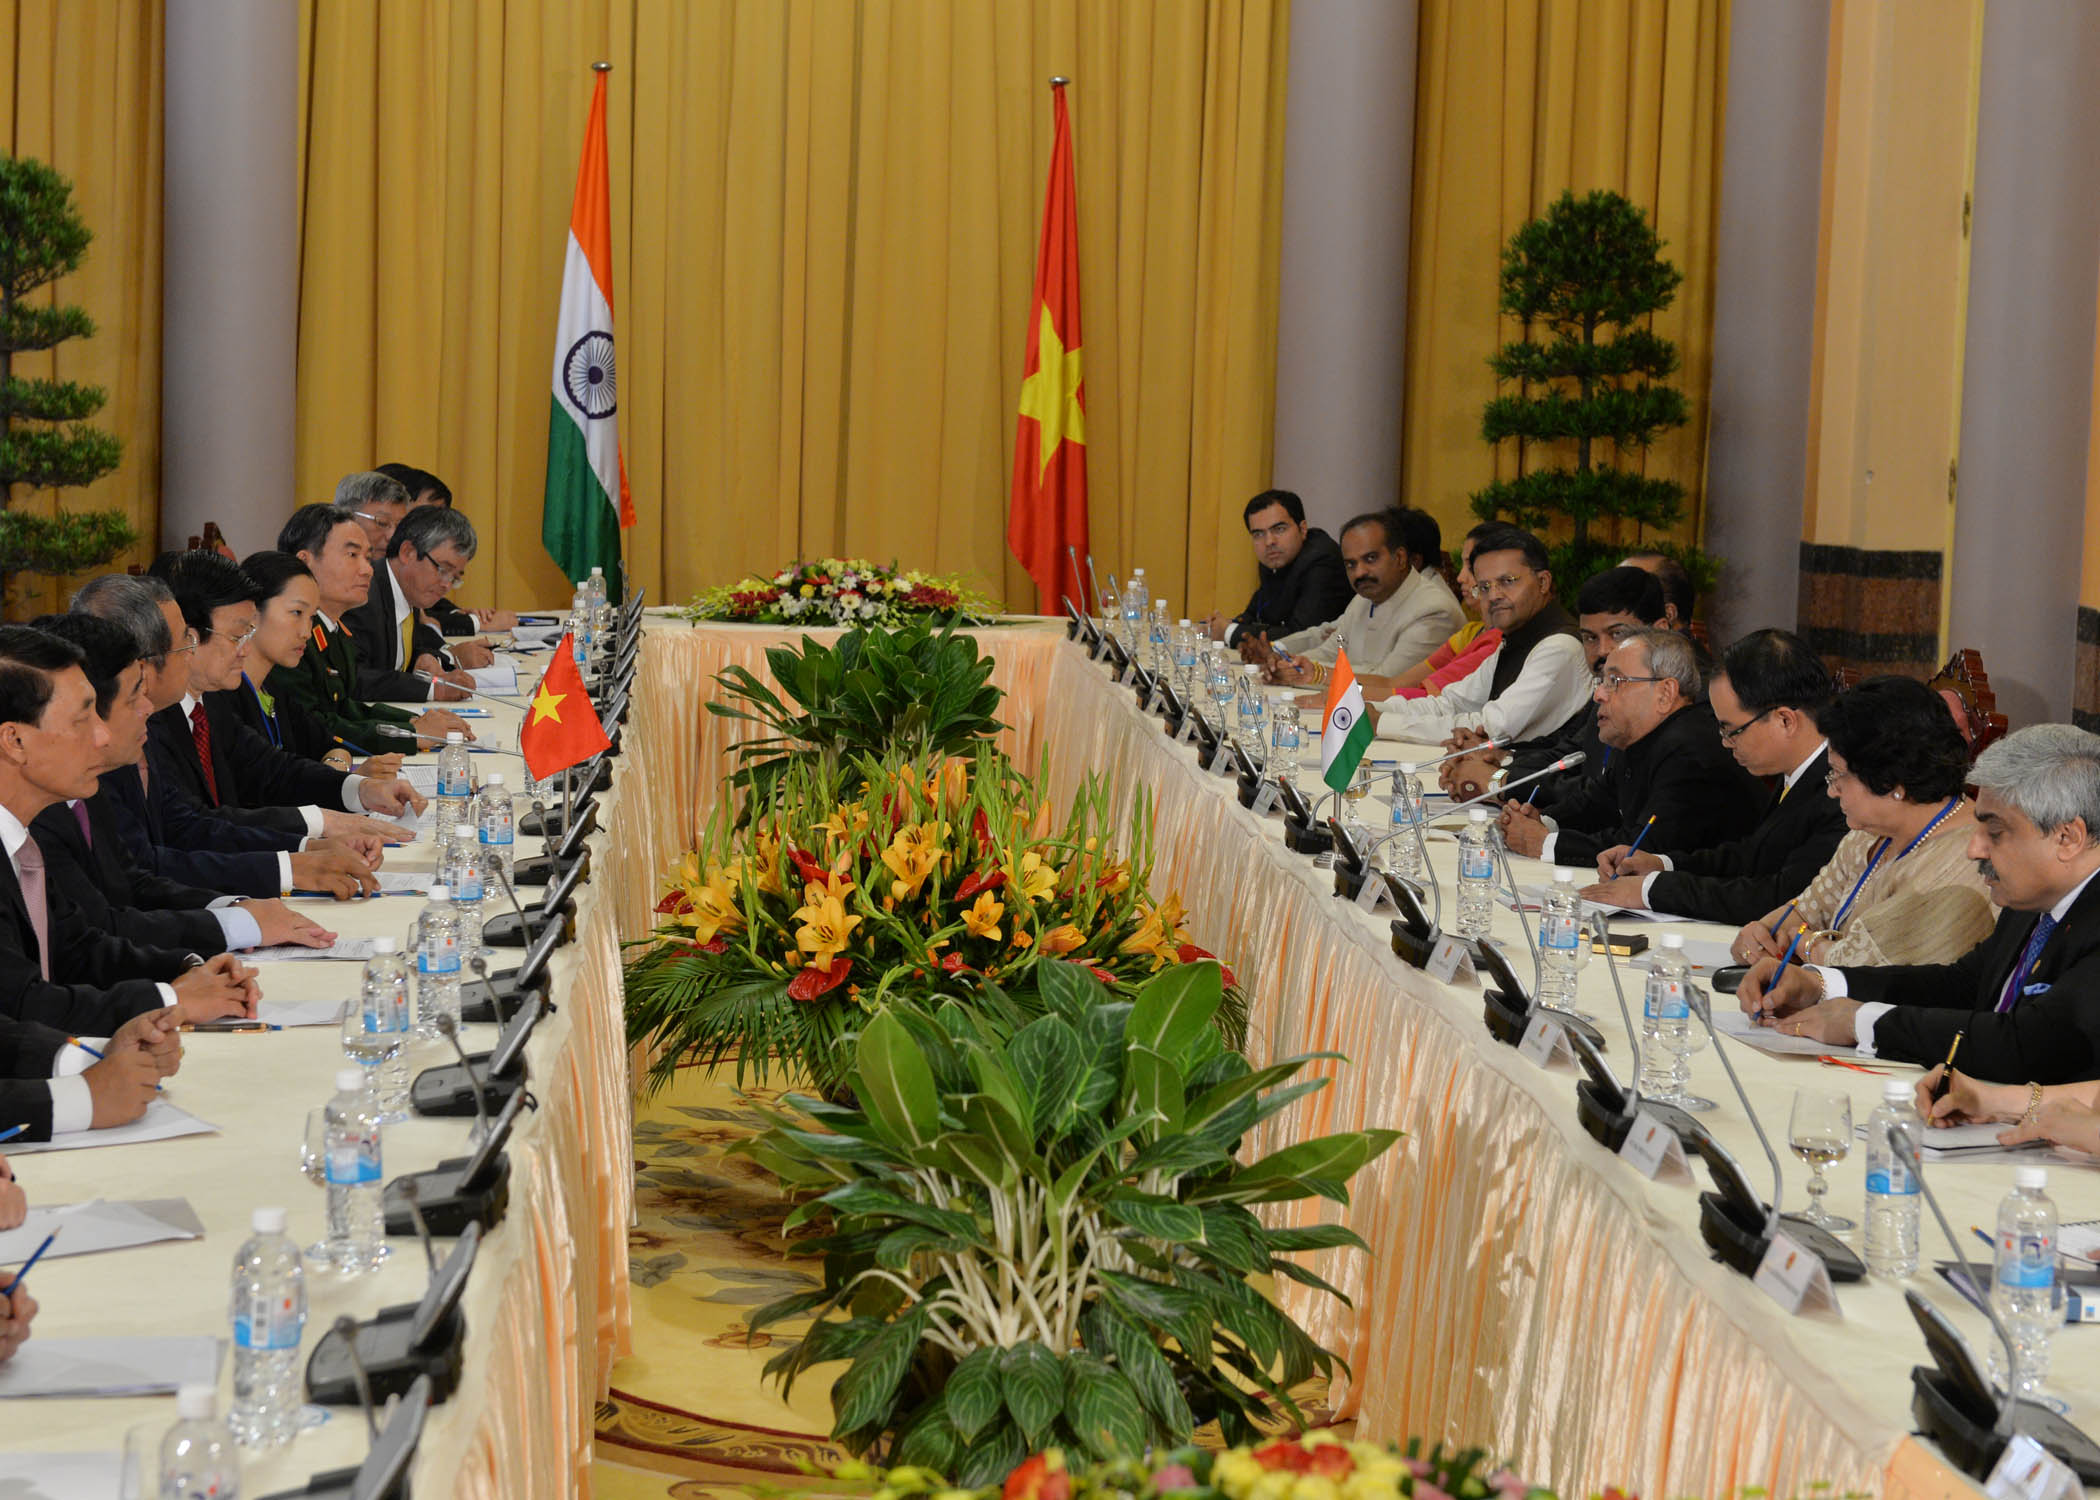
[1840,876,2100,1083]
[0,837,190,1034]
[0,1016,70,1141]
[100,764,283,899]
[265,614,417,754]
[430,598,477,636]
[342,564,450,702]
[1643,746,1850,924]
[228,673,337,763]
[147,696,352,842]
[1227,528,1354,645]
[1533,704,1765,867]
[31,797,229,955]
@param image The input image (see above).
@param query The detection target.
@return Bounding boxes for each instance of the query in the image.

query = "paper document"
[1712,1006,1865,1059]
[0,1335,221,1398]
[404,765,440,794]
[258,997,351,1029]
[1862,1119,2048,1161]
[5,1099,216,1155]
[468,663,520,694]
[1505,886,1657,923]
[0,1452,123,1498]
[0,1198,204,1264]
[509,624,565,648]
[1673,938,1739,974]
[247,937,382,963]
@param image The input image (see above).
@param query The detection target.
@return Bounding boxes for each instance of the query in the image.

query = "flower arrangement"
[626,744,1244,1098]
[818,1436,1554,1500]
[685,557,998,629]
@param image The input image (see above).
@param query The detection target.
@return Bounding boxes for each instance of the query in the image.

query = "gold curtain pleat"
[1403,0,1727,558]
[293,0,1290,619]
[0,0,161,613]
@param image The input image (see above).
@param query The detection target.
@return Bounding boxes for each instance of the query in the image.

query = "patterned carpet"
[590,1066,1334,1498]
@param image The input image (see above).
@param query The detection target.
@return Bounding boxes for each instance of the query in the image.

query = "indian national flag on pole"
[543,66,634,600]
[1320,649,1374,794]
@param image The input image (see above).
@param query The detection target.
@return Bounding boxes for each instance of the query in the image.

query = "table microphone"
[1428,752,1585,822]
[1085,553,1105,622]
[395,1177,440,1275]
[1382,737,1506,773]
[1575,911,1706,1152]
[333,1314,382,1441]
[1067,544,1090,616]
[373,724,524,757]
[432,1013,492,1144]
[411,669,525,703]
[1488,826,1542,983]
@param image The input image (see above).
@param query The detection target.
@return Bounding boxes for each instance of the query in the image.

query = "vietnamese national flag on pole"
[1320,649,1374,794]
[543,64,634,601]
[1007,79,1088,610]
[520,634,614,783]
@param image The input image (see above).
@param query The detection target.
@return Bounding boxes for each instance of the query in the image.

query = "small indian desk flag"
[1320,649,1373,794]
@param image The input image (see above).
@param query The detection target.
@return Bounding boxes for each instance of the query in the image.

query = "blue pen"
[3,1230,57,1295]
[332,735,372,758]
[1623,814,1658,857]
[1768,902,1798,939]
[65,1037,105,1062]
[1766,923,1810,1008]
[0,1124,23,1143]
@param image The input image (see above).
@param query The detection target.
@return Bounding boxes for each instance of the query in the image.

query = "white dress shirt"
[178,692,367,836]
[1635,741,1829,907]
[1275,570,1465,681]
[59,798,263,951]
[1371,631,1592,746]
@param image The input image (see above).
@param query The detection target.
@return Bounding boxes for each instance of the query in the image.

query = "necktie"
[189,702,220,805]
[70,800,91,850]
[16,837,50,982]
[402,612,414,671]
[1996,912,2060,1013]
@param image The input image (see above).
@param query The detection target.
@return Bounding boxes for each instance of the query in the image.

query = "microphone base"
[1577,1081,1634,1151]
[1390,921,1436,969]
[384,1154,511,1239]
[482,902,575,949]
[1484,991,1611,1056]
[1911,1369,2100,1484]
[1282,815,1333,856]
[458,968,546,1025]
[411,1057,525,1119]
[1697,1192,1867,1283]
[306,1301,464,1408]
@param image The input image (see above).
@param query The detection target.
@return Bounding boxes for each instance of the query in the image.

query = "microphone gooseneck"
[433,1012,492,1143]
[1432,751,1587,823]
[1687,987,1785,1230]
[1590,911,1644,1109]
[333,1313,382,1441]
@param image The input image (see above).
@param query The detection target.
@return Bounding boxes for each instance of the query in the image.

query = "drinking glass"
[1788,1087,1855,1232]
[299,1107,336,1265]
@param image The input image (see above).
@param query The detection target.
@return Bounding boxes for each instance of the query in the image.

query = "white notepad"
[0,1452,123,1498]
[257,996,352,1029]
[5,1099,217,1155]
[0,1198,204,1263]
[247,937,382,963]
[0,1336,221,1398]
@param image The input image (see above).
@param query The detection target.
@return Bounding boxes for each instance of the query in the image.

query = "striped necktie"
[1996,913,2059,1013]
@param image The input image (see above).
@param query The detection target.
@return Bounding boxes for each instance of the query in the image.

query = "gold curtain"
[294,0,1290,619]
[0,0,161,613]
[1403,0,1728,559]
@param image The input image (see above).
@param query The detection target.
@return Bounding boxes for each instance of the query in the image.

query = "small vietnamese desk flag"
[1007,79,1088,609]
[520,636,613,783]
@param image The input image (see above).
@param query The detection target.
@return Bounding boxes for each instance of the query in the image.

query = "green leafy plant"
[0,157,138,587]
[739,961,1398,1483]
[1469,188,1711,600]
[708,619,1005,803]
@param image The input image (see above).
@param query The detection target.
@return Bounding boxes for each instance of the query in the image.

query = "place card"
[1212,743,1240,779]
[1616,1107,1692,1180]
[1752,1228,1841,1318]
[1425,934,1473,985]
[1354,869,1397,914]
[1517,1013,1576,1071]
[1175,711,1201,745]
[1987,1435,2081,1500]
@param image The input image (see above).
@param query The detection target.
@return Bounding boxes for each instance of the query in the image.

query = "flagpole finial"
[1049,76,1070,88]
[592,60,613,73]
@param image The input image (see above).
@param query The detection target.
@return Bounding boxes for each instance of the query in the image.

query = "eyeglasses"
[428,559,465,586]
[1471,572,1534,600]
[1595,672,1664,695]
[1717,707,1774,744]
[198,622,259,649]
[1825,766,1857,792]
[165,628,201,657]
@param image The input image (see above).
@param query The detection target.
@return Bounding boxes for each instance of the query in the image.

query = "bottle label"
[1644,979,1690,1020]
[1999,1229,2057,1289]
[1540,913,1581,952]
[235,1289,304,1351]
[326,1133,381,1185]
[1866,1165,1917,1196]
[440,777,473,799]
[480,826,514,847]
[1459,848,1496,881]
[418,932,461,975]
[453,872,484,902]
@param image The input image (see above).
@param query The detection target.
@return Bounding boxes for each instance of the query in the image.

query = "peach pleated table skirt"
[632,618,2015,1500]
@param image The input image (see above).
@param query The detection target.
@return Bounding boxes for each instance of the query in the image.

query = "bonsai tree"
[1470,188,1711,600]
[0,156,138,598]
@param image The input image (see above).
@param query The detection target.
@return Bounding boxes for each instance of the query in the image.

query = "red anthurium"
[697,937,727,954]
[656,890,692,915]
[971,807,993,853]
[787,846,827,885]
[785,957,851,1002]
[955,869,1006,901]
[1176,943,1238,990]
[940,952,972,975]
[1085,964,1117,985]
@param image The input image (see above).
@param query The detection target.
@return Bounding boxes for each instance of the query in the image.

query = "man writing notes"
[1581,628,1848,922]
[1742,725,2100,1082]
[343,505,494,694]
[1253,509,1463,687]
[1202,490,1352,650]
[1366,524,1590,747]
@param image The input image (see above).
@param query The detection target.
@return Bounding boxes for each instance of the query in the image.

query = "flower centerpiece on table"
[625,744,1244,1099]
[684,557,999,628]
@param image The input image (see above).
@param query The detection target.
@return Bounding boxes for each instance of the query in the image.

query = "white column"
[1270,0,1418,541]
[161,0,299,552]
[1948,0,2100,725]
[1703,0,1829,647]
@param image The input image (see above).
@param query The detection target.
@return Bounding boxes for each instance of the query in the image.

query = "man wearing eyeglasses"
[1581,628,1847,921]
[1500,627,1761,864]
[343,506,493,703]
[1201,490,1353,651]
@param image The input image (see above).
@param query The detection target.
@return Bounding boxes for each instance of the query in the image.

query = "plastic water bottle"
[570,586,595,672]
[228,1206,305,1448]
[322,1068,385,1274]
[1205,646,1235,724]
[1455,808,1498,939]
[1148,600,1171,675]
[474,771,515,883]
[1124,567,1148,628]
[442,828,486,954]
[415,886,463,1038]
[359,937,413,1121]
[1384,764,1425,881]
[159,1384,240,1497]
[1174,618,1200,695]
[1863,1078,1923,1277]
[1988,1166,2059,1396]
[434,731,474,842]
[1637,933,1694,1098]
[1236,665,1266,766]
[1536,868,1585,1010]
[587,565,613,641]
[1270,703,1303,793]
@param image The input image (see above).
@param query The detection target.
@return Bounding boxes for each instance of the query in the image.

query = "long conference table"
[13,614,2084,1497]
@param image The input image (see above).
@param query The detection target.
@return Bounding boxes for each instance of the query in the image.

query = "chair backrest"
[1929,647,2010,760]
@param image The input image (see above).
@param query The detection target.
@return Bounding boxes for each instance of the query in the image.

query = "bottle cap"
[427,885,452,902]
[1659,932,1684,949]
[1883,1078,1911,1102]
[176,1384,216,1421]
[1469,807,1489,823]
[252,1205,287,1235]
[590,565,603,575]
[485,772,505,786]
[1398,762,1418,776]
[1552,866,1578,884]
[334,1068,366,1093]
[446,730,464,743]
[1178,618,1191,628]
[2016,1165,2049,1190]
[371,936,397,955]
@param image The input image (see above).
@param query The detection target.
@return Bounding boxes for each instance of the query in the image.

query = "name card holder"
[1425,933,1474,985]
[1988,1435,2083,1500]
[1616,1107,1694,1181]
[1517,1013,1577,1071]
[1752,1227,1842,1318]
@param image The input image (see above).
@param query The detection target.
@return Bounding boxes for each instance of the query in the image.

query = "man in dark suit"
[1582,628,1848,923]
[0,626,256,1037]
[146,550,426,845]
[0,1007,182,1142]
[1204,490,1353,650]
[1500,628,1763,867]
[30,613,337,954]
[342,504,493,700]
[1743,724,2100,1083]
[376,463,521,635]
